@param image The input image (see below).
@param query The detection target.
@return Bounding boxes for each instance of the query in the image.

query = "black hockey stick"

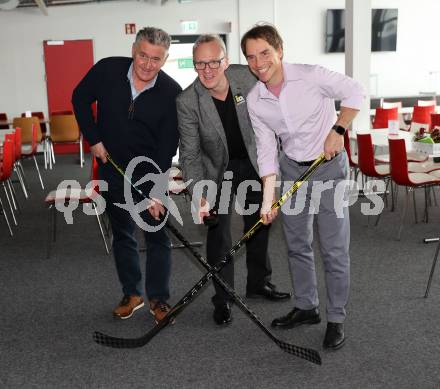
[94,154,325,364]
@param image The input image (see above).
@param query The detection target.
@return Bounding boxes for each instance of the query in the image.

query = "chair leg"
[382,178,389,209]
[32,155,45,189]
[43,137,48,170]
[424,186,429,223]
[0,195,13,236]
[50,140,56,165]
[93,202,110,254]
[389,178,394,211]
[102,212,112,238]
[373,178,388,227]
[432,187,438,207]
[47,205,52,259]
[6,178,20,213]
[14,163,29,199]
[46,204,57,259]
[425,237,440,298]
[392,185,399,212]
[17,161,29,191]
[2,182,17,226]
[412,188,418,224]
[397,187,409,240]
[79,135,84,168]
[53,204,57,242]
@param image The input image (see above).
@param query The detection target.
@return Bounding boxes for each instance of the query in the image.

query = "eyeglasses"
[193,57,224,70]
[136,52,163,67]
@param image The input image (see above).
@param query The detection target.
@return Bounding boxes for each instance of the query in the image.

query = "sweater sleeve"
[71,59,104,146]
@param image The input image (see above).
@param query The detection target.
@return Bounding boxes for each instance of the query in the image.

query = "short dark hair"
[240,23,283,56]
[135,27,171,51]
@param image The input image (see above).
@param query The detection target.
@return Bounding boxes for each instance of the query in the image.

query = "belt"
[294,160,316,166]
[292,156,334,166]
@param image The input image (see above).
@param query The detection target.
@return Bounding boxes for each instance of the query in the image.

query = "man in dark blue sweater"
[72,27,182,323]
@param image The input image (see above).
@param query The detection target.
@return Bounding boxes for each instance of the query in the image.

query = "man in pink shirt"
[241,24,365,350]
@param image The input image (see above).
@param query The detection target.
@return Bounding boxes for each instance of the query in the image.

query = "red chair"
[0,135,18,230]
[11,127,29,199]
[411,105,436,130]
[0,113,9,130]
[388,137,440,240]
[344,130,358,181]
[357,133,393,224]
[45,157,110,258]
[3,131,21,214]
[430,113,440,131]
[372,107,398,129]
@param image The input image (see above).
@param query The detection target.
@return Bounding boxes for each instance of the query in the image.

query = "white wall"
[0,0,238,118]
[275,0,440,97]
[1,0,439,118]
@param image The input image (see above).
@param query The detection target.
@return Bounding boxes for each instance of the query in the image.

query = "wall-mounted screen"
[325,9,345,53]
[325,9,398,53]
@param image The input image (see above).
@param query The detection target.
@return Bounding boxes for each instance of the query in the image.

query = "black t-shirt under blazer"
[212,88,248,160]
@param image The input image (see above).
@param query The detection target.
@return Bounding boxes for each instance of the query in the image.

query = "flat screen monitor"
[325,9,398,53]
[371,9,398,52]
[325,9,345,53]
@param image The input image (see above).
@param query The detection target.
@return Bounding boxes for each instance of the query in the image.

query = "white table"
[351,128,415,149]
[369,105,440,116]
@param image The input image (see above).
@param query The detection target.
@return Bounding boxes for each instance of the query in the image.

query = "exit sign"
[178,58,194,69]
[181,20,198,33]
[125,23,136,35]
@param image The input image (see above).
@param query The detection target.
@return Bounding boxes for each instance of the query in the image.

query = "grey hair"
[192,34,227,57]
[135,27,171,50]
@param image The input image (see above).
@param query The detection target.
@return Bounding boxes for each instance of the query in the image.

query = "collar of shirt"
[127,62,158,100]
[256,62,301,100]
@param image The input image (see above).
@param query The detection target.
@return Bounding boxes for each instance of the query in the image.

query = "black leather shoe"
[271,307,321,329]
[213,303,232,325]
[246,282,291,301]
[323,322,345,350]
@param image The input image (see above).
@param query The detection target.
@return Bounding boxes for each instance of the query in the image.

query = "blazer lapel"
[229,80,255,150]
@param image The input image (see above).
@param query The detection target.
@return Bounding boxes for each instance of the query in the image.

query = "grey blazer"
[176,64,258,198]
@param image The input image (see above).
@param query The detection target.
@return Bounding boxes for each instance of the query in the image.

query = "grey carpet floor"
[1,155,440,389]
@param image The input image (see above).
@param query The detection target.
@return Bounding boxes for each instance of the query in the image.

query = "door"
[44,39,94,114]
[43,39,94,154]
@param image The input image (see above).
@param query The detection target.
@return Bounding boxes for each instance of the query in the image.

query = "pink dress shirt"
[247,62,365,177]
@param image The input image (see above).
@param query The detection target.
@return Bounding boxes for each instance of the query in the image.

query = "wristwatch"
[332,124,346,135]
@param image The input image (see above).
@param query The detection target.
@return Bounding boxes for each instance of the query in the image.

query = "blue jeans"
[101,165,171,302]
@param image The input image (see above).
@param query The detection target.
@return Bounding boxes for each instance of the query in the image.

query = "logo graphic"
[114,156,191,232]
[234,93,245,105]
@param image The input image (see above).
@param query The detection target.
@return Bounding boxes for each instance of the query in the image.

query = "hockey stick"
[94,154,325,364]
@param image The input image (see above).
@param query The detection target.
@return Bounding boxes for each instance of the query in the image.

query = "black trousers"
[207,157,272,306]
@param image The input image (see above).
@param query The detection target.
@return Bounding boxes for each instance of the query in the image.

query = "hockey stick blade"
[93,314,173,348]
[275,338,322,365]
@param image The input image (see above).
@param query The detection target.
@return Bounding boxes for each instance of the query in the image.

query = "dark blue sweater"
[72,57,182,175]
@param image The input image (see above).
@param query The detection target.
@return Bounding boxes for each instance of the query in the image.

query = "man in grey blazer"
[177,34,290,325]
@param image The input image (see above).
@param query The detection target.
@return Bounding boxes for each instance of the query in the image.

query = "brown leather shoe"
[113,295,144,319]
[149,299,174,324]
